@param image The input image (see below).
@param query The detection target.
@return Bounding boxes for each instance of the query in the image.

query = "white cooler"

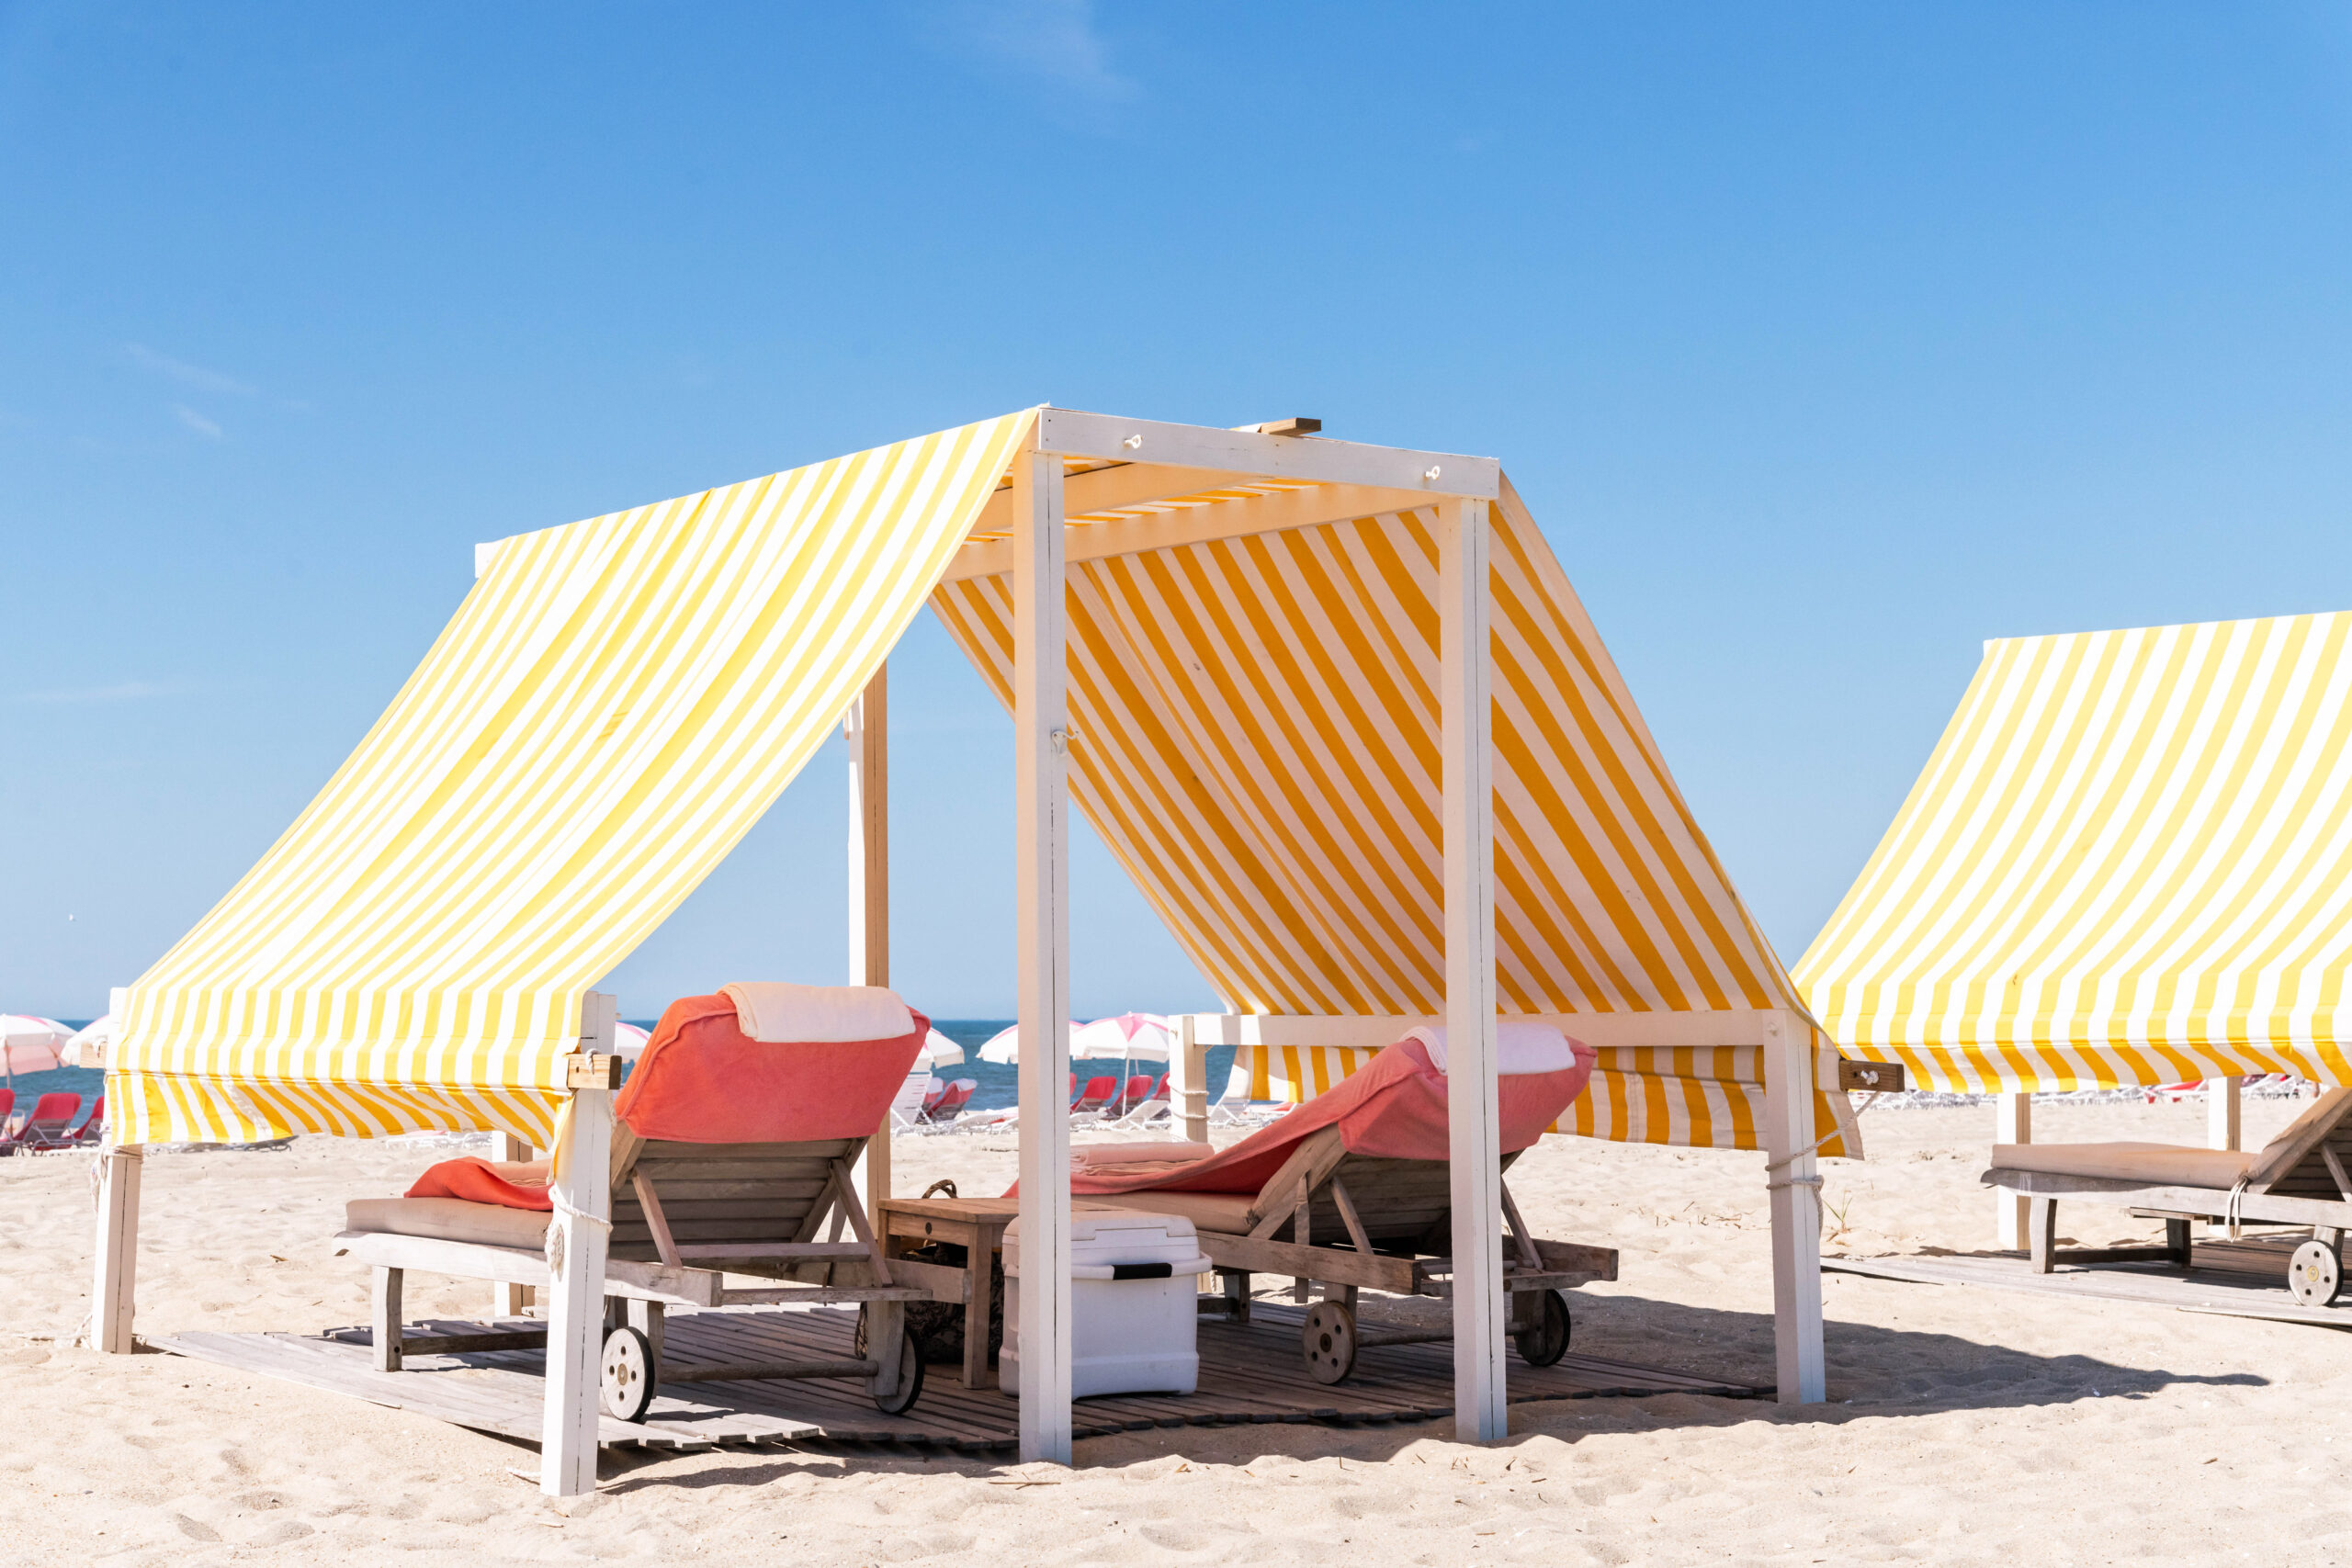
[1001,1208,1212,1397]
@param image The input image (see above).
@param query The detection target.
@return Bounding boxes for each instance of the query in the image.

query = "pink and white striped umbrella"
[0,1015,74,1078]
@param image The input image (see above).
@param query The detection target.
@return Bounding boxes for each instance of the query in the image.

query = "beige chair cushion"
[1991,1142,2257,1188]
[1098,1190,1258,1236]
[345,1196,551,1249]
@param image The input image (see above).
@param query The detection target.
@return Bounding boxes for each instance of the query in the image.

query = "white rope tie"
[1764,1091,1884,1190]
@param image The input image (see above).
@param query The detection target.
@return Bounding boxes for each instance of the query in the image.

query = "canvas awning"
[111,414,1035,1145]
[934,479,1851,1154]
[113,407,1842,1154]
[1797,612,2352,1091]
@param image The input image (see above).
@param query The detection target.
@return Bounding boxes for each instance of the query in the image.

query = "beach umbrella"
[612,1021,653,1061]
[0,1015,74,1086]
[977,1021,1081,1065]
[62,1014,114,1069]
[916,1029,965,1070]
[1069,1012,1176,1063]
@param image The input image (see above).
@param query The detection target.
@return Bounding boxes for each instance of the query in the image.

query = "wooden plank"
[92,1142,142,1354]
[1033,408,1499,498]
[944,482,1446,582]
[1995,1091,2031,1253]
[1824,1252,2352,1329]
[370,1267,403,1372]
[1012,440,1073,1466]
[2209,1076,2242,1153]
[1193,1233,1420,1294]
[1182,1010,1784,1051]
[485,1132,535,1317]
[540,994,615,1497]
[846,664,892,1232]
[1761,1009,1826,1404]
[1438,491,1505,1446]
[2247,1088,2352,1189]
[1988,1169,2352,1228]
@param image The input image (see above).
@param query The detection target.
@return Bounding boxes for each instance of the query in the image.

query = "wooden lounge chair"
[1069,1029,1615,1383]
[1984,1086,2352,1306]
[335,989,962,1421]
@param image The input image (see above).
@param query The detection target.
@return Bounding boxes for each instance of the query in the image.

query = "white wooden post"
[1438,494,1507,1443]
[1761,1010,1826,1404]
[2207,1076,2241,1152]
[1175,1014,1207,1145]
[847,665,892,1226]
[1994,1091,2031,1251]
[1012,443,1074,1465]
[92,1142,143,1353]
[540,992,616,1498]
[487,1131,534,1317]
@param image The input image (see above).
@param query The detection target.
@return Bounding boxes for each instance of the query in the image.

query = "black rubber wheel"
[600,1325,656,1422]
[871,1329,926,1416]
[1512,1290,1572,1367]
[2290,1238,2343,1308]
[1302,1301,1358,1385]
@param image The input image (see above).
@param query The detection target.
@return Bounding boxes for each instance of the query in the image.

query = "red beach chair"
[1070,1076,1118,1114]
[926,1079,976,1122]
[61,1096,105,1145]
[0,1092,81,1152]
[1108,1074,1157,1115]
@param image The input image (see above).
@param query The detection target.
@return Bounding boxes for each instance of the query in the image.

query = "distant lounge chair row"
[1067,1073,1169,1118]
[0,1091,103,1153]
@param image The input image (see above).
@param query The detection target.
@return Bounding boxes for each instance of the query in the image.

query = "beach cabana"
[1796,613,2352,1245]
[96,407,1849,1495]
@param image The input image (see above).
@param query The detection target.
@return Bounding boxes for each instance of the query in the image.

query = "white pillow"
[718,982,913,1043]
[1402,1021,1577,1076]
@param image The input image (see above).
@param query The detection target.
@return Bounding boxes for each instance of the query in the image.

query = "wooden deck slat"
[157,1302,1766,1453]
[1826,1243,2352,1330]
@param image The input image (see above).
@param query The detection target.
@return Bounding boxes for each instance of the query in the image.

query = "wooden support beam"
[2209,1075,2242,1153]
[1182,1010,1791,1050]
[539,992,616,1498]
[486,1132,536,1316]
[1762,1010,1826,1404]
[1995,1092,2031,1251]
[846,666,892,1229]
[1438,493,1507,1444]
[944,481,1443,581]
[1034,408,1499,497]
[1012,443,1074,1466]
[371,1267,405,1372]
[92,1140,142,1353]
[1174,1013,1208,1145]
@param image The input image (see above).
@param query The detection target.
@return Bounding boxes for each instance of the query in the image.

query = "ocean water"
[9,1020,1238,1126]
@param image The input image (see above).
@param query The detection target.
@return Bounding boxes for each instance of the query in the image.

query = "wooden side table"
[877,1196,1125,1390]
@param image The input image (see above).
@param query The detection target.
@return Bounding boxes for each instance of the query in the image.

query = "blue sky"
[5,3,2349,1021]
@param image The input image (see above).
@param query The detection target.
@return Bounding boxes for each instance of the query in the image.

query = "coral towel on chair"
[1022,1032,1596,1201]
[405,1157,554,1210]
[616,992,929,1144]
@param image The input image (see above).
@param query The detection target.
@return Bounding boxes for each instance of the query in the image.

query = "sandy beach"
[2,1094,2346,1566]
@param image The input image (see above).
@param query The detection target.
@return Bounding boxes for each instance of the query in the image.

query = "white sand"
[6,1097,2351,1565]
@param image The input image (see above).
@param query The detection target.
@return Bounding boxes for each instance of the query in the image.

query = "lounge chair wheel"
[871,1328,926,1416]
[2290,1238,2343,1308]
[600,1325,656,1422]
[1302,1301,1357,1385]
[1512,1289,1572,1367]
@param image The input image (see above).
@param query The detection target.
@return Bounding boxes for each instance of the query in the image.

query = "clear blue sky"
[5,4,2348,1022]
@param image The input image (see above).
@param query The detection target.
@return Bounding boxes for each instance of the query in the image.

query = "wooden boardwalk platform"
[1826,1233,2352,1329]
[157,1303,1767,1454]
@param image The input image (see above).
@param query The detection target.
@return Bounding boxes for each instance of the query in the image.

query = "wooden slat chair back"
[605,1127,888,1287]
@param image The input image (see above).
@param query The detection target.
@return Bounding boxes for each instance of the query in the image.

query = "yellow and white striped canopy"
[1797,613,2352,1092]
[934,479,1848,1151]
[111,413,1036,1145]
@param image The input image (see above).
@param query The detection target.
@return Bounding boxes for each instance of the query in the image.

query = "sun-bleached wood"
[1181,1010,1789,1049]
[1761,1010,1826,1404]
[2209,1076,2241,1153]
[1437,494,1507,1443]
[1035,408,1499,498]
[486,1131,535,1315]
[1012,444,1074,1465]
[1995,1092,2031,1250]
[92,1141,142,1353]
[1174,1013,1208,1145]
[944,481,1445,582]
[540,992,616,1497]
[846,668,892,1228]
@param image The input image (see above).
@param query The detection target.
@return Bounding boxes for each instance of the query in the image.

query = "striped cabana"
[1796,612,2352,1091]
[97,406,1841,1489]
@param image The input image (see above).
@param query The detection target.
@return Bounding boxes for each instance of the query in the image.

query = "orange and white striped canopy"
[1798,613,2352,1092]
[934,478,1849,1151]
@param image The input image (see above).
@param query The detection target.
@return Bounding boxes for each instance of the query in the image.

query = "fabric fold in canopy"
[110,412,1037,1145]
[1797,612,2352,1093]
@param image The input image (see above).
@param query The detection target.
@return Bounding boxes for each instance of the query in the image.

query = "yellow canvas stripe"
[1798,612,2352,1089]
[112,412,1036,1145]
